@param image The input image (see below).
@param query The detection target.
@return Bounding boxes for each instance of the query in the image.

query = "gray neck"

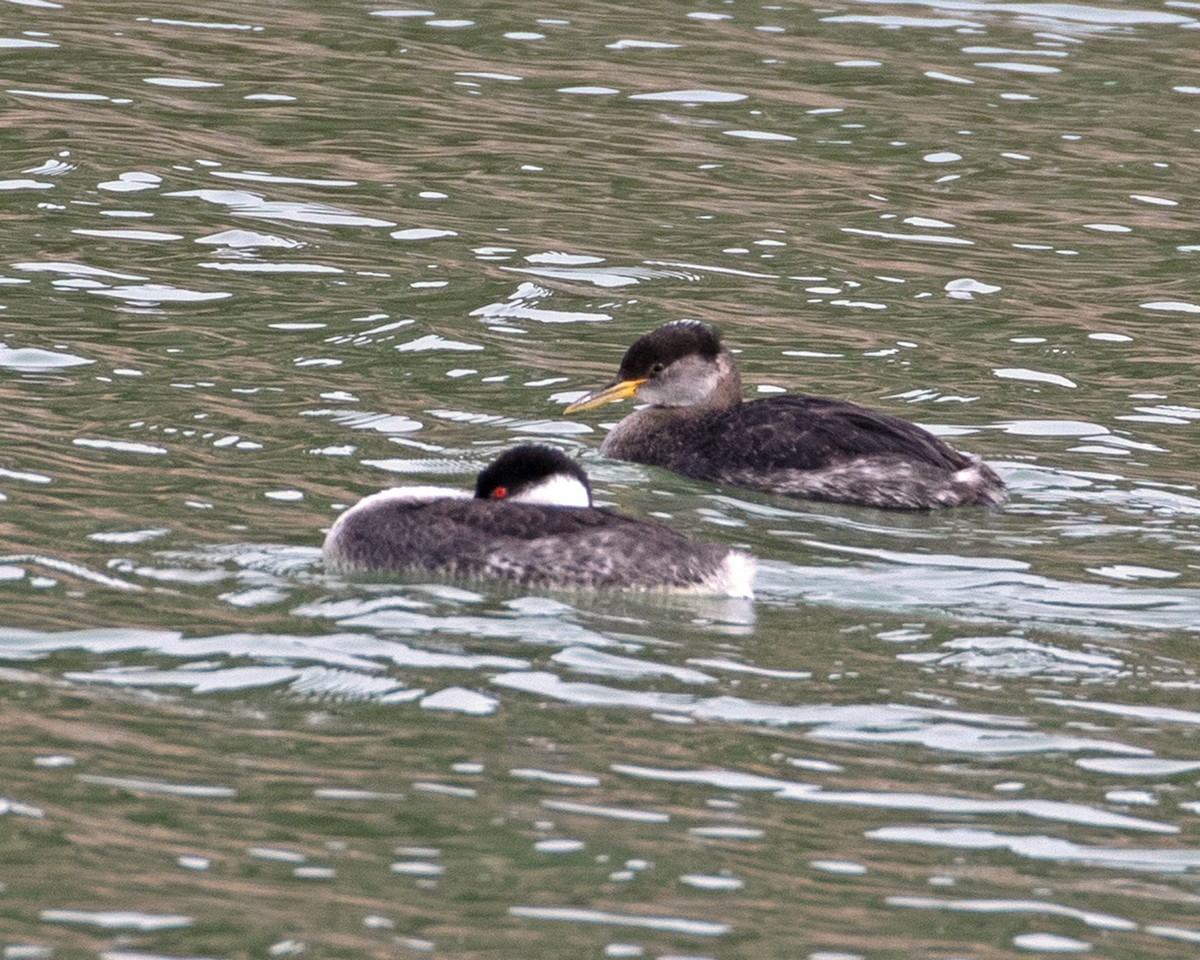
[706,351,742,411]
[599,351,742,460]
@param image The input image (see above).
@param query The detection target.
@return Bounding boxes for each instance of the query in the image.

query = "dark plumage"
[323,444,755,594]
[564,321,1006,510]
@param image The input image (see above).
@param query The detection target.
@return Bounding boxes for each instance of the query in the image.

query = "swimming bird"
[323,444,755,594]
[564,321,1005,510]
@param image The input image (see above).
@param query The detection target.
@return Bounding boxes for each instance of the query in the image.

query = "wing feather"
[658,396,970,474]
[325,497,735,588]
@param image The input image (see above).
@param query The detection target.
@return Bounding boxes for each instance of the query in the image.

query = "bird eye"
[649,362,664,376]
[491,486,508,499]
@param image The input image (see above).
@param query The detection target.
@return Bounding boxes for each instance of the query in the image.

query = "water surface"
[3,0,1200,957]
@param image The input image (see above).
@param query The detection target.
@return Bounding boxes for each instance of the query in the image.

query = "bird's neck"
[652,358,742,415]
[705,354,743,411]
[661,351,742,414]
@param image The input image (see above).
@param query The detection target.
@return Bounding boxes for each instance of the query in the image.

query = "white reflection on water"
[551,646,716,684]
[317,606,621,649]
[511,768,601,787]
[313,788,406,801]
[685,657,811,679]
[0,345,93,370]
[500,262,694,288]
[755,553,1200,636]
[541,798,668,823]
[535,838,585,853]
[1041,697,1200,726]
[166,189,396,228]
[195,228,302,249]
[73,437,169,454]
[777,785,1171,832]
[688,825,763,840]
[611,763,1171,832]
[99,952,228,960]
[870,825,1200,872]
[87,283,231,303]
[1075,757,1200,776]
[390,860,444,876]
[493,671,1045,728]
[0,797,44,818]
[420,686,497,714]
[484,668,1165,759]
[0,627,526,674]
[811,860,867,875]
[472,281,614,325]
[210,171,355,188]
[11,260,146,280]
[809,721,1148,756]
[198,261,342,274]
[899,635,1124,677]
[73,229,183,241]
[887,896,1135,931]
[248,846,306,863]
[508,905,729,937]
[842,226,974,246]
[40,909,192,930]
[76,775,236,798]
[1146,925,1200,946]
[627,89,746,103]
[0,555,144,592]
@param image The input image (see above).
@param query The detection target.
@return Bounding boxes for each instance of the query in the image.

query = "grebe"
[323,444,755,595]
[564,321,1005,510]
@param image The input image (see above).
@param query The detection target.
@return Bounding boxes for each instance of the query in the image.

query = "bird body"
[566,321,1005,510]
[323,445,755,595]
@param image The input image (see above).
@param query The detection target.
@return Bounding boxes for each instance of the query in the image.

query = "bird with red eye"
[322,444,755,595]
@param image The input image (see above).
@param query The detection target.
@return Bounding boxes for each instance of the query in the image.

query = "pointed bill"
[563,378,646,414]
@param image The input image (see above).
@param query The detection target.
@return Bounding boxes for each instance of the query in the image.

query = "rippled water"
[4,0,1200,957]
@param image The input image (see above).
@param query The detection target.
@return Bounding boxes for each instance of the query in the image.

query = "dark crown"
[474,444,591,500]
[618,321,722,379]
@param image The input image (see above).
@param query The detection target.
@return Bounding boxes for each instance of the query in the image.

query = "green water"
[3,1,1200,957]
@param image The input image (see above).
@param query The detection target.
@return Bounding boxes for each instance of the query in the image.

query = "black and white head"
[474,444,592,508]
[564,320,739,413]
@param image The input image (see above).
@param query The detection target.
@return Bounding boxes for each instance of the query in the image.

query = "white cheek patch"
[509,474,592,508]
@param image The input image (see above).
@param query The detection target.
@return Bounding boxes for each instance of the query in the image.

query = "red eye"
[491,485,508,499]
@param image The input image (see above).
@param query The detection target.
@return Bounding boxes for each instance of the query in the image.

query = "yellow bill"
[563,378,646,414]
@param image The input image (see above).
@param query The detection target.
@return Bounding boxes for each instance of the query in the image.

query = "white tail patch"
[953,463,983,484]
[713,550,756,599]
